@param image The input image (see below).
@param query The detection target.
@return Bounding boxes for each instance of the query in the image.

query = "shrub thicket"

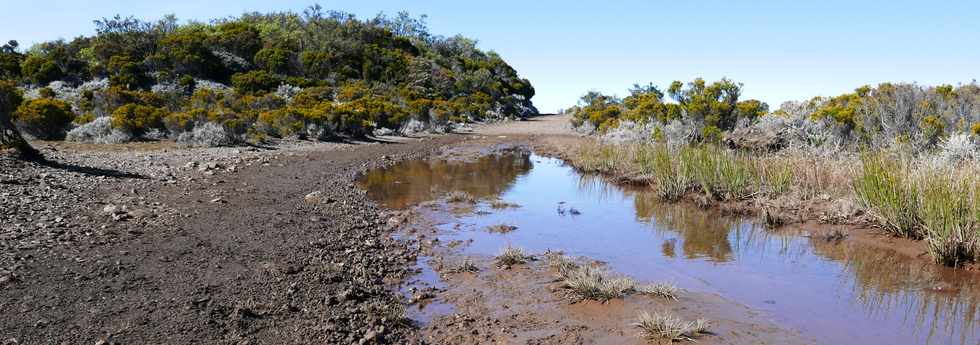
[13,98,74,139]
[111,103,167,135]
[0,6,537,144]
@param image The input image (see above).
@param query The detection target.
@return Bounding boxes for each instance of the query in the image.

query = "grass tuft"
[637,282,680,301]
[495,246,531,267]
[634,311,710,342]
[548,253,680,302]
[561,265,637,302]
[450,258,479,273]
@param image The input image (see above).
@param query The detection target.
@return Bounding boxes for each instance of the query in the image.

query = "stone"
[304,191,322,204]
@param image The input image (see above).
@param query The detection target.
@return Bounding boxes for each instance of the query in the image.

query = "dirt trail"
[1,135,464,343]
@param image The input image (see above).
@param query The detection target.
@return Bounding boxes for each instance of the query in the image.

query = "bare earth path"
[2,135,465,344]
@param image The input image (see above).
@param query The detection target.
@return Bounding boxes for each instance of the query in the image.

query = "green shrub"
[178,75,196,92]
[111,103,168,135]
[163,110,198,134]
[107,55,147,90]
[13,98,75,139]
[38,87,56,98]
[231,70,281,95]
[74,112,96,125]
[257,108,305,138]
[254,48,292,74]
[21,55,63,85]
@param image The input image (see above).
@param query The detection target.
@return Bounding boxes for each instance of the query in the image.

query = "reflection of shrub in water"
[359,152,533,209]
[634,196,735,262]
[445,191,476,203]
[485,224,517,233]
[811,239,980,341]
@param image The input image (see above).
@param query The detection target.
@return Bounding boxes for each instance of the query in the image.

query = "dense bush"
[13,98,75,139]
[21,55,63,85]
[571,79,764,141]
[254,48,292,74]
[231,70,282,94]
[110,103,168,135]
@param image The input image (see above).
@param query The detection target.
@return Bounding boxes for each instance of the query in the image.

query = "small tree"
[0,80,41,159]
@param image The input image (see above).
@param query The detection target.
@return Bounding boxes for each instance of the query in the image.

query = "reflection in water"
[360,150,533,209]
[359,153,980,345]
[813,240,980,345]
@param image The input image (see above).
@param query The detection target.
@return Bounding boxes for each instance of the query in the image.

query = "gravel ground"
[0,136,462,344]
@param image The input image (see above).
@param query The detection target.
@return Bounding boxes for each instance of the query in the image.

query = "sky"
[2,0,978,113]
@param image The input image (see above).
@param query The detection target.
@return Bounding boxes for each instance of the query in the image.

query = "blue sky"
[2,0,978,112]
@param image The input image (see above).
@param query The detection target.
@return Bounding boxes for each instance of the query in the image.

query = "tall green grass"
[853,153,921,238]
[577,142,775,201]
[919,170,978,266]
[854,153,980,265]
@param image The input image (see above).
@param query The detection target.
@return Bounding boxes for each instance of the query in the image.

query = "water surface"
[360,151,980,345]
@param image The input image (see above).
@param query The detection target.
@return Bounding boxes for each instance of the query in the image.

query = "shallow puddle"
[360,151,980,345]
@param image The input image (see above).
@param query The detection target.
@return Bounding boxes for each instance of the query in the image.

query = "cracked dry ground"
[1,136,463,344]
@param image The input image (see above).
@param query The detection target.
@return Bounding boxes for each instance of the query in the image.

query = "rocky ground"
[0,134,470,344]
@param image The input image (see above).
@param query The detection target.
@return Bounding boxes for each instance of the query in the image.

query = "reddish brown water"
[360,151,980,345]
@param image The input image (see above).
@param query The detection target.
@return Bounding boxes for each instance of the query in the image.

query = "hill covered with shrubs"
[0,6,537,146]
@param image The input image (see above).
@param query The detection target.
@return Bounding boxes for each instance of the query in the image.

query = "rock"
[102,204,131,221]
[724,125,785,152]
[304,191,322,204]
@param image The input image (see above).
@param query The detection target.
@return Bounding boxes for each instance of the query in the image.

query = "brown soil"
[1,135,461,344]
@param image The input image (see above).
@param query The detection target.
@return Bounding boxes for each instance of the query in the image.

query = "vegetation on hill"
[0,5,537,146]
[570,80,980,153]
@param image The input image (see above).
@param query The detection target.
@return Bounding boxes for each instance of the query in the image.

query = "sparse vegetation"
[548,253,679,302]
[495,246,531,267]
[638,283,680,301]
[560,264,637,302]
[634,311,710,342]
[450,258,479,273]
